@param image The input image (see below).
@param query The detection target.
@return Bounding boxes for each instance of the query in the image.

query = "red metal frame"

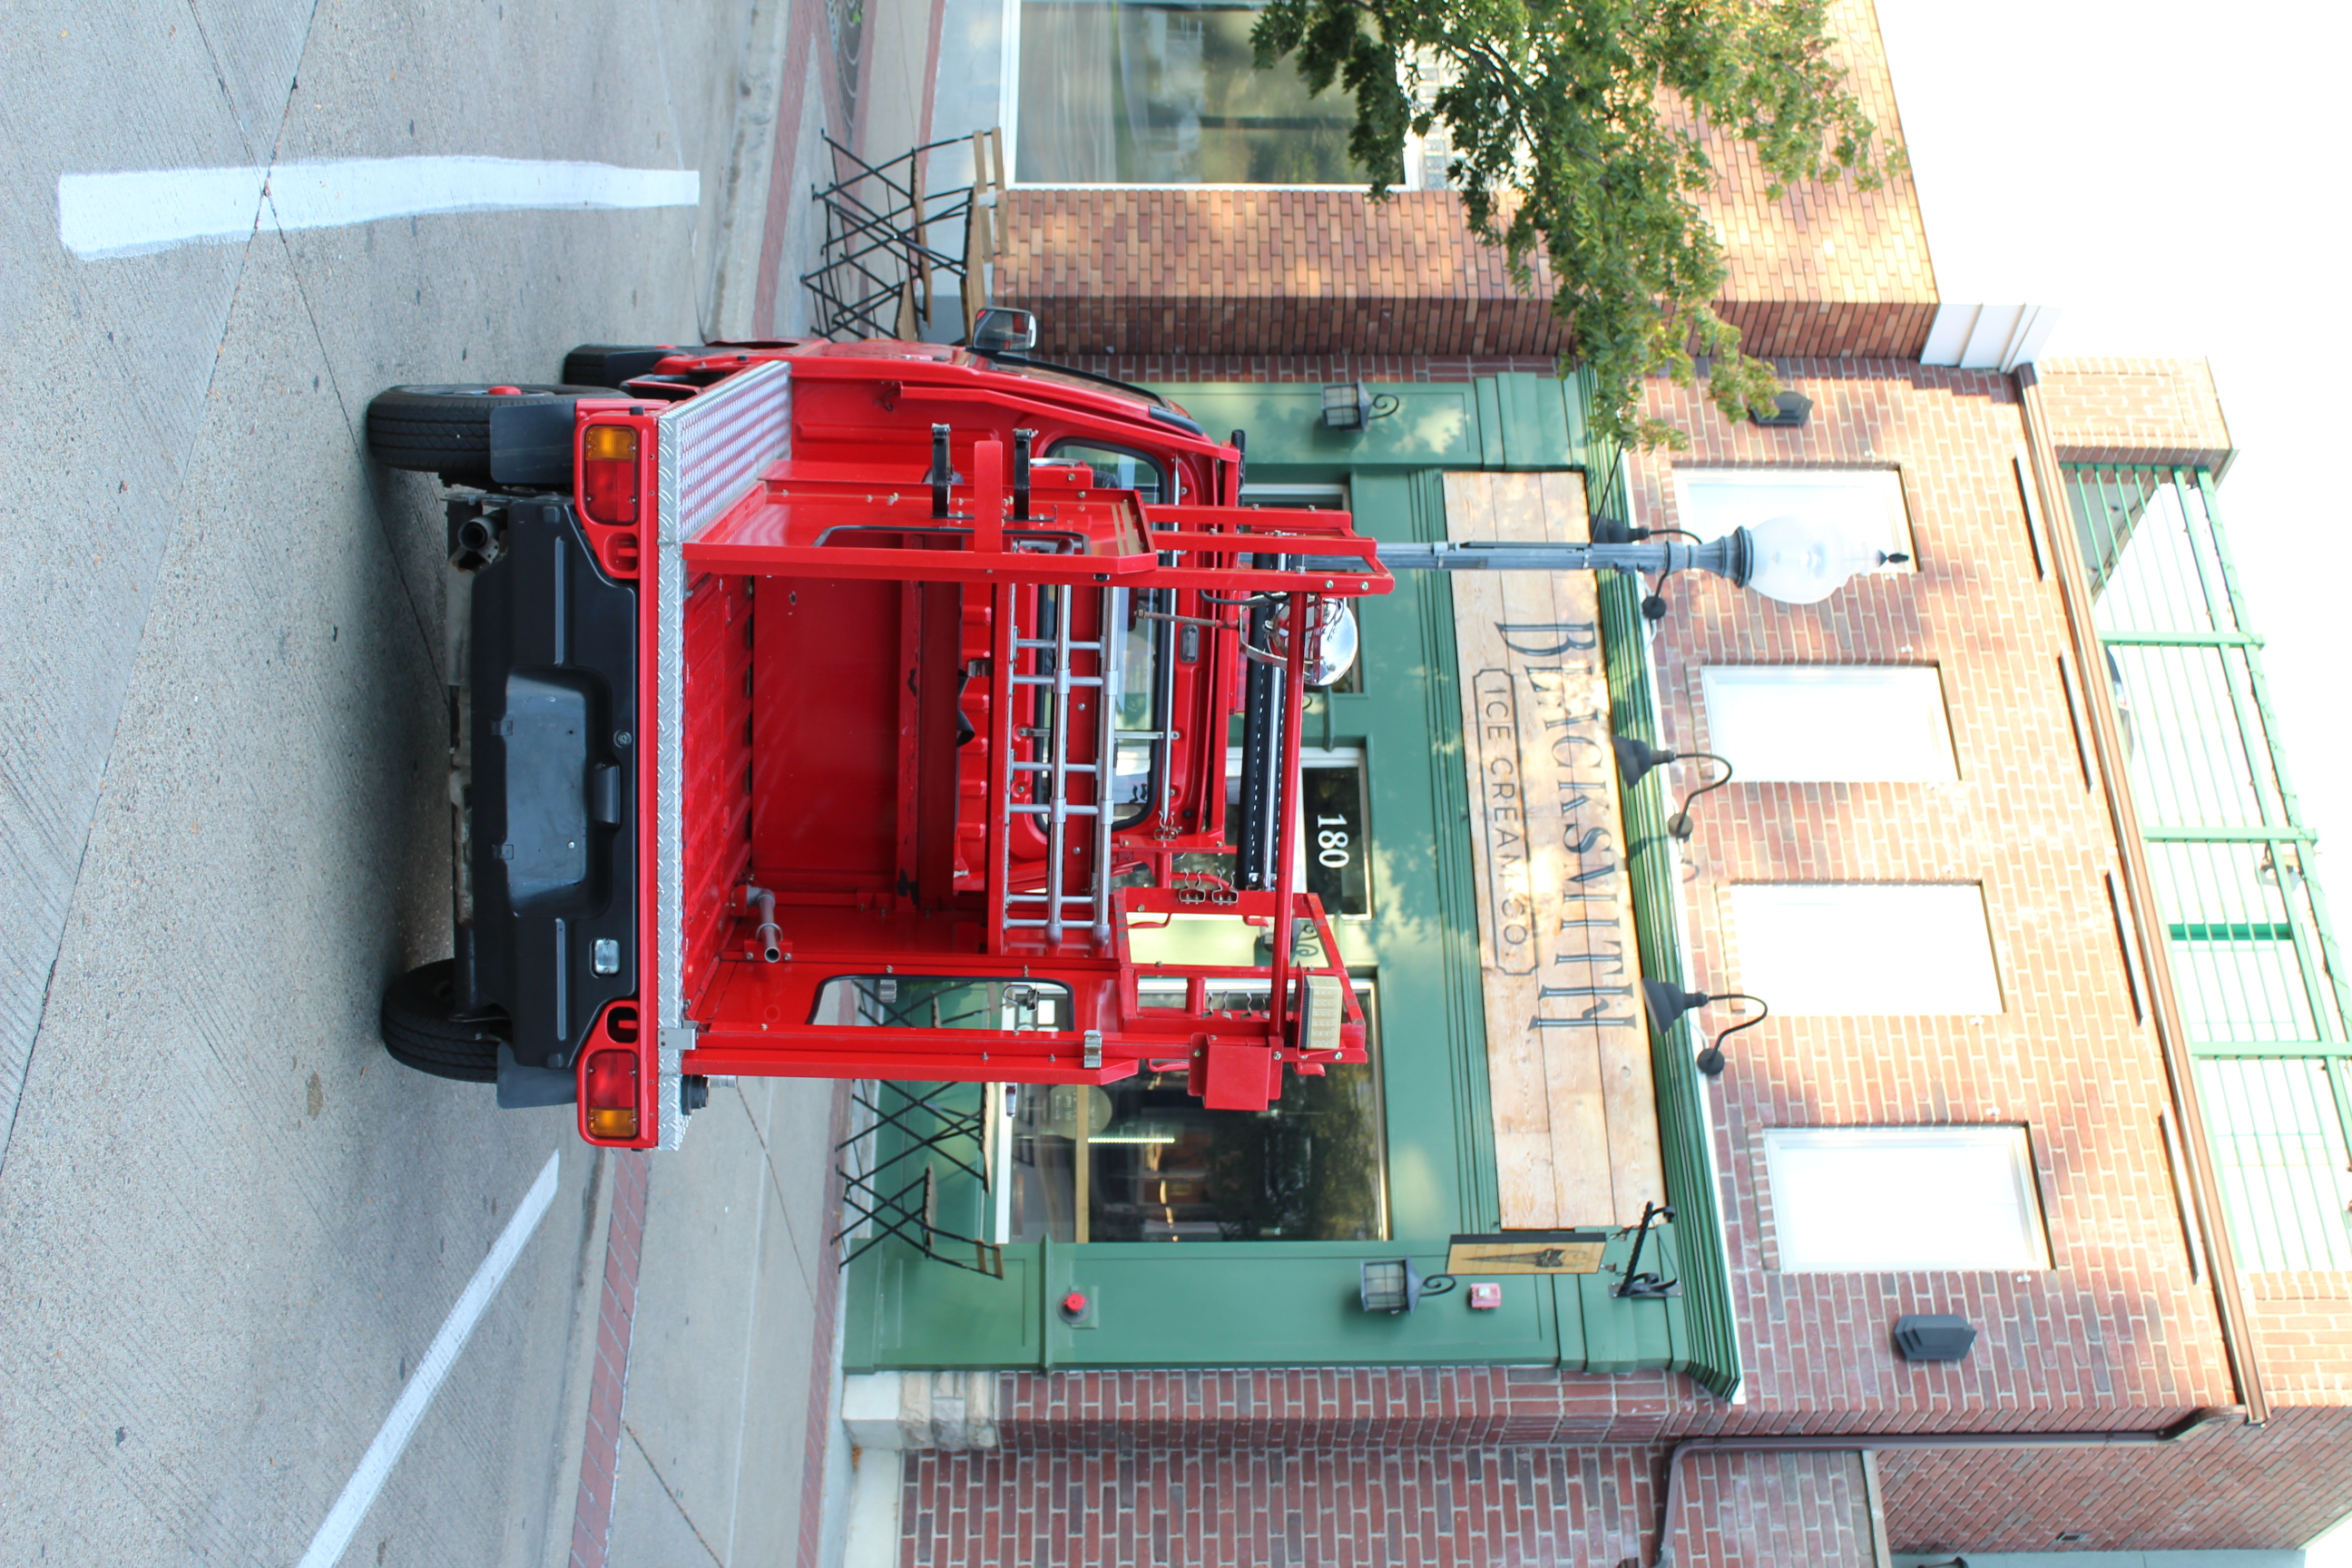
[562,342,1392,1147]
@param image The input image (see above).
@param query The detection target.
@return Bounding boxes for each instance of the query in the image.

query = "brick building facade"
[994,0,1936,363]
[825,0,2352,1560]
[861,358,2352,1565]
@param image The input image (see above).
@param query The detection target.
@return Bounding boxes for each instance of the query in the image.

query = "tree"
[1251,0,1902,448]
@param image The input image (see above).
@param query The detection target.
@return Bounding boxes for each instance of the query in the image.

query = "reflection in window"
[1007,980,1387,1241]
[1700,665,1956,782]
[809,975,1072,1030]
[1015,1,1361,184]
[1763,1126,2050,1270]
[1044,441,1167,503]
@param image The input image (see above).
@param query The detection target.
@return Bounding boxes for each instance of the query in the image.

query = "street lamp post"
[1377,513,1908,604]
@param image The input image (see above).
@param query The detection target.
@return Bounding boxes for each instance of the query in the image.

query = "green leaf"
[1254,0,1899,446]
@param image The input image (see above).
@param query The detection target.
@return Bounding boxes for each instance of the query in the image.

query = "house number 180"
[1316,815,1351,868]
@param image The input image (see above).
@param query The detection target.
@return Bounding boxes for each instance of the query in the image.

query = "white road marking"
[294,1150,564,1568]
[58,157,701,260]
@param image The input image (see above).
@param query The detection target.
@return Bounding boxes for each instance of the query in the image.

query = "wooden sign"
[1446,1231,1610,1275]
[1445,471,1664,1230]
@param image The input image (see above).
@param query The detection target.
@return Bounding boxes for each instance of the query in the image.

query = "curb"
[704,0,805,338]
[564,1149,652,1568]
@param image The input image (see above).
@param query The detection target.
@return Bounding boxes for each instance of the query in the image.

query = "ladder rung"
[1010,674,1105,689]
[1009,804,1101,817]
[1012,760,1098,773]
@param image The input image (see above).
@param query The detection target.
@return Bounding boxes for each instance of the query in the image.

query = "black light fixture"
[1321,380,1400,432]
[1893,1314,1978,1362]
[1751,390,1813,428]
[1359,1259,1456,1314]
[1610,732,1736,840]
[1586,518,1702,618]
[1640,978,1772,1077]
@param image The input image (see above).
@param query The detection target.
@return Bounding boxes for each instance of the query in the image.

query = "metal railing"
[801,130,1004,345]
[2066,465,2352,1270]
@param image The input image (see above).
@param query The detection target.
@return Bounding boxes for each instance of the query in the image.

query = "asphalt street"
[0,3,839,1563]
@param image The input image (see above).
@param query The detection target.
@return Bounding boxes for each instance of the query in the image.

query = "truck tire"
[380,959,505,1083]
[562,344,701,387]
[367,385,622,485]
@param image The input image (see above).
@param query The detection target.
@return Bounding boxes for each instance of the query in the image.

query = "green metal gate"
[2066,464,2352,1270]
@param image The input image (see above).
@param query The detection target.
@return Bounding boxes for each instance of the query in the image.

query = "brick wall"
[1698,0,1935,358]
[2248,1273,2352,1404]
[996,0,1935,360]
[896,1441,1878,1567]
[999,188,1574,359]
[2028,358,2236,469]
[1046,353,1567,387]
[1877,1408,2352,1553]
[1629,359,2238,1418]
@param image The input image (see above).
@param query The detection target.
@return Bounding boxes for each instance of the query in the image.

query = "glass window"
[1300,755,1370,917]
[1730,884,2002,1014]
[1014,1,1362,185]
[1044,439,1169,504]
[1763,1126,2051,1270]
[1700,666,1957,782]
[808,974,1073,1029]
[1006,979,1388,1241]
[1671,467,1915,572]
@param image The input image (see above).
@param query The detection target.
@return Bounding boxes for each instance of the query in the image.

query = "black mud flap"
[495,1044,583,1109]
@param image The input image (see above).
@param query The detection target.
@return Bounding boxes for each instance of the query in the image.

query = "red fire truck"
[367,316,1388,1150]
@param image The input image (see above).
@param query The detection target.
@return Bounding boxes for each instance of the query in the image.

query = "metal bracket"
[1613,1199,1680,1299]
[657,1025,695,1152]
[1083,1029,1102,1071]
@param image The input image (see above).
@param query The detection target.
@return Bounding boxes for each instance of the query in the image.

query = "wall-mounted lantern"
[1358,1259,1456,1314]
[1321,381,1400,432]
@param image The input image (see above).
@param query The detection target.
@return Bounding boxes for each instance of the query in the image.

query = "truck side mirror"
[971,308,1038,354]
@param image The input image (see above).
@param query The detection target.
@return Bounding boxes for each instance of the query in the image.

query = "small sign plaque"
[1446,1230,1609,1275]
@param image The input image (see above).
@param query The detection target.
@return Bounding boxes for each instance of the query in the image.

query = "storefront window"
[1006,980,1388,1241]
[1014,1,1362,185]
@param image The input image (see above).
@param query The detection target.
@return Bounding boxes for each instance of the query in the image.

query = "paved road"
[0,3,833,1562]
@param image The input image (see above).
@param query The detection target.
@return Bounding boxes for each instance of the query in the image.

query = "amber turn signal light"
[583,424,639,462]
[581,424,642,525]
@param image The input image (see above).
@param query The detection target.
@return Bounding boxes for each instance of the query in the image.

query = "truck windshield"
[1044,439,1170,504]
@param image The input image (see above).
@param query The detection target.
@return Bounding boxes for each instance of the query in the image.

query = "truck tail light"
[583,1048,640,1140]
[581,424,641,524]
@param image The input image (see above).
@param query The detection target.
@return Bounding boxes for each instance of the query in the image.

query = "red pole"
[1267,589,1310,1042]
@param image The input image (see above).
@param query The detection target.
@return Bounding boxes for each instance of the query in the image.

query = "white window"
[1763,1126,2051,1270]
[1700,666,1957,782]
[1730,884,2002,1014]
[1671,468,1915,572]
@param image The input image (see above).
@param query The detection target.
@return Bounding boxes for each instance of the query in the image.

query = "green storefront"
[841,374,1740,1397]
